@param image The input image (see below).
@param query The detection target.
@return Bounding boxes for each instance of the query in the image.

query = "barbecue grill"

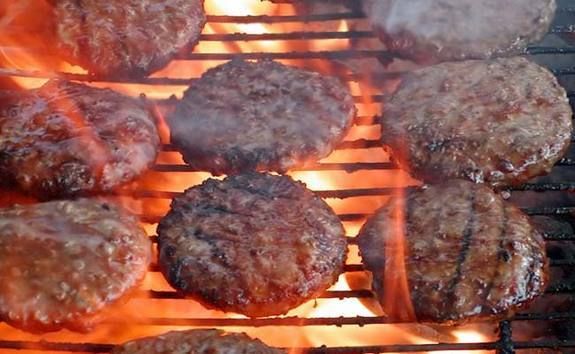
[0,0,575,353]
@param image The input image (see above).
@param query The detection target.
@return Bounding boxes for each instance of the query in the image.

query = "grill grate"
[1,0,575,353]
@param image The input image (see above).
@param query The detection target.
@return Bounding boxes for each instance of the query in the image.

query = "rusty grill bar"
[1,1,575,353]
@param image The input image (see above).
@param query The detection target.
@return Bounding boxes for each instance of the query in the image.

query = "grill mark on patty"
[447,189,476,308]
[482,203,508,309]
[524,223,545,302]
[359,180,548,324]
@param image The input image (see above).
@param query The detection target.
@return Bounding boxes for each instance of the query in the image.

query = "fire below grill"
[1,0,575,353]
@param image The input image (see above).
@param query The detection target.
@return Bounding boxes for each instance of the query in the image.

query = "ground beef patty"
[381,57,573,188]
[112,329,285,354]
[168,59,356,175]
[363,0,556,64]
[0,79,160,199]
[0,199,151,333]
[53,0,206,78]
[157,173,347,317]
[358,180,548,325]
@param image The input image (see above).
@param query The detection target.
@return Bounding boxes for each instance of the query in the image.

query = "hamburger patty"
[363,0,556,64]
[112,329,285,354]
[53,0,206,78]
[358,180,548,325]
[0,79,160,199]
[380,57,573,188]
[157,173,347,317]
[0,199,151,333]
[168,59,356,175]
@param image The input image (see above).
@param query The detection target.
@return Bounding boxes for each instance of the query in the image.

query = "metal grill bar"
[93,312,575,327]
[200,30,374,41]
[152,162,397,173]
[145,260,574,273]
[137,208,575,226]
[127,185,575,201]
[4,64,575,86]
[160,135,575,153]
[200,26,575,41]
[206,13,364,23]
[1,340,573,354]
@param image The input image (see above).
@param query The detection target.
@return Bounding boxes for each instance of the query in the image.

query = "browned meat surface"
[168,59,356,175]
[157,173,347,317]
[0,199,151,333]
[112,329,285,354]
[53,0,206,78]
[0,80,160,199]
[358,180,548,325]
[363,0,556,64]
[381,57,573,188]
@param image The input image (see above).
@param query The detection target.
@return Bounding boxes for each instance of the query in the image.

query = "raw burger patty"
[0,79,160,199]
[157,173,347,317]
[53,0,206,78]
[112,329,285,354]
[168,59,356,175]
[0,199,151,333]
[363,0,556,63]
[380,57,573,187]
[358,180,548,325]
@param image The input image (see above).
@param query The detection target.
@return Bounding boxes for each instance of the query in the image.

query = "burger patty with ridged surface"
[363,0,556,64]
[0,80,160,199]
[157,172,347,317]
[380,57,573,188]
[358,180,548,325]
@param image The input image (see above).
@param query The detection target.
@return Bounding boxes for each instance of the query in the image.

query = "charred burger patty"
[380,57,573,187]
[358,180,548,325]
[157,172,347,317]
[363,0,556,63]
[53,0,206,78]
[168,59,356,175]
[0,80,160,199]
